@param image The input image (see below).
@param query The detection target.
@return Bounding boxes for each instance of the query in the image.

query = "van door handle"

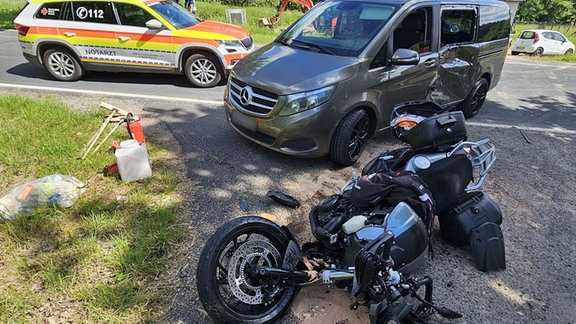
[118,36,131,41]
[424,58,436,67]
[64,32,76,37]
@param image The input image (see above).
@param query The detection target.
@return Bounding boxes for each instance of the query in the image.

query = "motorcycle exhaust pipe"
[322,269,354,283]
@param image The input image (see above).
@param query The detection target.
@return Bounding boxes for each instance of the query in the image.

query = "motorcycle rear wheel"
[196,216,299,323]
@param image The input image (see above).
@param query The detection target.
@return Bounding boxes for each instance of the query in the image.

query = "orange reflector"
[260,213,277,222]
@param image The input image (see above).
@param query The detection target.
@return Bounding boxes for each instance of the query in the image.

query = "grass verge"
[0,94,187,323]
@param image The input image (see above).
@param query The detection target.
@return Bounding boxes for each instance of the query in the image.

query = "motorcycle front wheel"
[196,216,299,323]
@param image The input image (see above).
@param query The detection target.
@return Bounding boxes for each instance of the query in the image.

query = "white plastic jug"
[115,140,152,182]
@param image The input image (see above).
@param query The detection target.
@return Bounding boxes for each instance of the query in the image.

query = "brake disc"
[227,239,282,304]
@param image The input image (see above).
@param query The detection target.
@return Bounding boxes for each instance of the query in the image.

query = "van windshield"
[149,1,200,29]
[277,1,397,57]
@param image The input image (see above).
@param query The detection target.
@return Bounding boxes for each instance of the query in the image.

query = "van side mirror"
[146,19,163,29]
[391,49,420,65]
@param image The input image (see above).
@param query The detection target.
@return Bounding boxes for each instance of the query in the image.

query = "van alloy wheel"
[330,110,370,166]
[565,49,574,55]
[461,78,488,118]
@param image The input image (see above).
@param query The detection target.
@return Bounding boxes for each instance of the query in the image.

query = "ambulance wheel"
[43,47,84,82]
[185,53,222,88]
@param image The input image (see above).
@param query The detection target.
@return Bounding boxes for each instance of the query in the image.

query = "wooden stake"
[80,109,117,160]
[100,102,129,116]
[92,121,123,154]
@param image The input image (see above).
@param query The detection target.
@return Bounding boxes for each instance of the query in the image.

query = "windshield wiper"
[277,39,291,47]
[290,39,335,55]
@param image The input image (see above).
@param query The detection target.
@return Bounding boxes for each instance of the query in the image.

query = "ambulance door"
[59,1,120,66]
[111,2,176,71]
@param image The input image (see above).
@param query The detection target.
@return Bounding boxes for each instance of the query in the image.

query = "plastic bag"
[0,174,87,220]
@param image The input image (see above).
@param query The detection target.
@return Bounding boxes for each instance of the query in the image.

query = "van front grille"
[228,78,278,116]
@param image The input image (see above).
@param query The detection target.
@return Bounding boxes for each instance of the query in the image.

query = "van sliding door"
[433,5,479,106]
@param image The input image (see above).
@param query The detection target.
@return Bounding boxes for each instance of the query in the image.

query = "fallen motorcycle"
[196,101,505,323]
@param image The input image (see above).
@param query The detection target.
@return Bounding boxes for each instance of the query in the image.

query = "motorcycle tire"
[196,216,299,323]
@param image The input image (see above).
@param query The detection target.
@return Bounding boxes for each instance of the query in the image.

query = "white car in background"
[511,29,575,56]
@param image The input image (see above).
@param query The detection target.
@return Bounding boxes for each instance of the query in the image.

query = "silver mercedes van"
[224,0,510,165]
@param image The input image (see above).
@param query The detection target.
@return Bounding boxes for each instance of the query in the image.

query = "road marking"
[504,57,575,68]
[1,83,575,136]
[467,121,576,135]
[0,83,222,105]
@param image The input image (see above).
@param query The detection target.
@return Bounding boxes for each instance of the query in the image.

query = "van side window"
[393,8,432,54]
[441,9,476,45]
[114,3,155,27]
[478,5,510,42]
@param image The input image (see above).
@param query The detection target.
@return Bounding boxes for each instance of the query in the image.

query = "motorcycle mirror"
[413,293,462,319]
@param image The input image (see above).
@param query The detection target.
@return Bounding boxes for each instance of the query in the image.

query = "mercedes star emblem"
[239,86,253,106]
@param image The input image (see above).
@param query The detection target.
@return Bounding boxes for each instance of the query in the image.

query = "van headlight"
[279,85,336,116]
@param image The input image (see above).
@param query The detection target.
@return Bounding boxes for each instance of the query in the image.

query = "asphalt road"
[1,28,576,323]
[1,28,575,132]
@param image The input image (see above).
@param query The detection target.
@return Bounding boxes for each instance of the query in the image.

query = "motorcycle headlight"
[279,85,336,116]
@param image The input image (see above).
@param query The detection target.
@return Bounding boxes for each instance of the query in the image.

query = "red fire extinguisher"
[126,113,146,144]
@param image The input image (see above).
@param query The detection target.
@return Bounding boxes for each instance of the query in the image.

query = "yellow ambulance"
[14,0,254,87]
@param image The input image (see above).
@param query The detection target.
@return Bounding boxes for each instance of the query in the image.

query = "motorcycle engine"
[309,194,384,268]
[309,194,358,246]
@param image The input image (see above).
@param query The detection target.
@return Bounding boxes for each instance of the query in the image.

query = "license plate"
[516,46,524,50]
[231,110,257,132]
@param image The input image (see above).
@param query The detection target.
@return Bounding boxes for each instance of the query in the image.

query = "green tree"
[516,0,575,24]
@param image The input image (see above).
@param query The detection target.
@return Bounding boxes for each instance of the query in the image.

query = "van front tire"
[329,110,369,166]
[461,78,488,118]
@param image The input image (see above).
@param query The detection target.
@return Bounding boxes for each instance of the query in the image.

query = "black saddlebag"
[439,191,505,272]
[438,191,502,246]
[470,222,506,272]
